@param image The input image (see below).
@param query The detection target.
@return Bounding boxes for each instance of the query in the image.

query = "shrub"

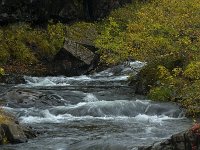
[95,17,131,64]
[66,22,98,44]
[0,67,5,76]
[184,61,200,80]
[96,0,200,64]
[148,86,172,101]
[95,0,200,117]
[180,80,200,116]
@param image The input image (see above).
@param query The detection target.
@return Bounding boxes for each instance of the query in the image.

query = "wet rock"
[0,123,36,144]
[129,64,158,95]
[52,39,99,76]
[1,124,27,144]
[0,0,132,24]
[0,88,66,108]
[139,128,200,150]
[0,111,36,145]
[22,126,37,139]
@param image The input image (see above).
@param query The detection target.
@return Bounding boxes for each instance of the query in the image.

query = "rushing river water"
[0,61,192,150]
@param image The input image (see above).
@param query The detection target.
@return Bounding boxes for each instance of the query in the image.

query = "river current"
[0,61,192,150]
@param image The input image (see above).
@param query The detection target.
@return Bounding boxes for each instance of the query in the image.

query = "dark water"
[0,62,192,150]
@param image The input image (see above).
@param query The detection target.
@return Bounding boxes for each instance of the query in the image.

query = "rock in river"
[139,125,200,150]
[0,110,36,144]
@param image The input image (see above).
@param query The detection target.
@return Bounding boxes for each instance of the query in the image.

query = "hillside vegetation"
[96,0,200,117]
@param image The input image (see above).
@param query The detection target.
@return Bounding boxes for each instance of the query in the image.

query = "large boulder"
[0,0,132,24]
[0,110,36,144]
[1,88,67,108]
[52,39,99,76]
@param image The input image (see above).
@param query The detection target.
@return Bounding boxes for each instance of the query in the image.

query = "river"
[0,61,192,150]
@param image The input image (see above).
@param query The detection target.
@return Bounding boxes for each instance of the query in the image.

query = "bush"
[66,22,98,44]
[0,67,5,76]
[148,86,172,101]
[184,61,200,80]
[95,0,200,117]
[96,0,200,64]
[180,80,200,116]
[0,23,67,64]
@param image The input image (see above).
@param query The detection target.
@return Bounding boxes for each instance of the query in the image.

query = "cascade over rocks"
[0,0,132,24]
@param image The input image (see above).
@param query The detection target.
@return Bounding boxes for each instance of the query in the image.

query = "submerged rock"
[139,125,200,150]
[1,88,66,108]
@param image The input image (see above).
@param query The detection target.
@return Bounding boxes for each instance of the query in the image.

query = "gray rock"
[139,129,200,150]
[1,123,27,144]
[52,39,99,76]
[63,39,96,65]
[1,88,67,108]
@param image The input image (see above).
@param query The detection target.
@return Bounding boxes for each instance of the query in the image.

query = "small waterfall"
[0,61,192,150]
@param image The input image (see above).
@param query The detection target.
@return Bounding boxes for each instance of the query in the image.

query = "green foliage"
[180,80,200,116]
[0,67,5,76]
[47,22,67,52]
[95,17,131,64]
[96,0,200,63]
[0,22,97,64]
[148,86,172,101]
[184,61,200,80]
[66,22,98,44]
[95,0,200,117]
[0,20,98,73]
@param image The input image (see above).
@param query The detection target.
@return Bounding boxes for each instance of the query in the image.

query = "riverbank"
[0,67,195,149]
[139,123,200,150]
[0,109,36,144]
[0,0,200,148]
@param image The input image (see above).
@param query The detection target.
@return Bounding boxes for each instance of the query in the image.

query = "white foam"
[18,61,146,87]
[83,93,99,102]
[23,76,70,87]
[129,61,146,68]
[21,75,129,87]
[134,114,171,124]
[19,109,73,123]
[19,110,178,124]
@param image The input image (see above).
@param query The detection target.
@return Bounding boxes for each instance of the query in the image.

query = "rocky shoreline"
[0,67,200,148]
[139,124,200,150]
[0,110,36,145]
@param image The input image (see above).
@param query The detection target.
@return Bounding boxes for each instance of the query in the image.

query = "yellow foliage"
[0,67,5,76]
[184,61,200,80]
[96,0,200,65]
